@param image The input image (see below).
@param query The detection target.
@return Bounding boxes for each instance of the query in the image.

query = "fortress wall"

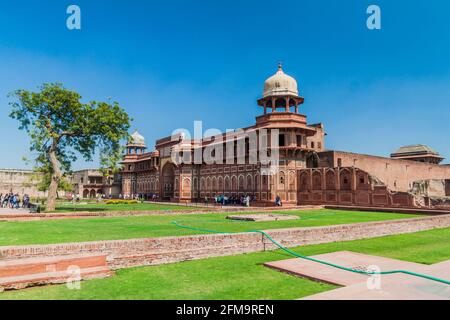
[0,170,45,198]
[319,151,450,192]
[446,180,450,196]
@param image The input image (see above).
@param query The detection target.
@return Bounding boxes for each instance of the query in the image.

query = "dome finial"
[278,62,283,71]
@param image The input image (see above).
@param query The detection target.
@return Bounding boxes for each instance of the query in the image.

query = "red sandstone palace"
[120,65,450,209]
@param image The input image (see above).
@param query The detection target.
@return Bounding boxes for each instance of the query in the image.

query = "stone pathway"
[264,251,450,300]
[0,207,30,215]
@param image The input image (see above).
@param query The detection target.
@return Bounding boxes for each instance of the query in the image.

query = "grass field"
[48,202,198,212]
[1,227,448,300]
[0,209,422,246]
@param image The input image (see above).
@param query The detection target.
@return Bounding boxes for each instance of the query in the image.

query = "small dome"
[263,64,299,98]
[128,130,146,147]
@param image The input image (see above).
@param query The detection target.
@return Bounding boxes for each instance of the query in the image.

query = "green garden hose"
[171,221,450,286]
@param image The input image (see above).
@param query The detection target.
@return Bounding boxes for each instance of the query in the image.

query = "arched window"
[340,170,351,190]
[231,176,237,191]
[246,175,253,190]
[326,170,335,190]
[238,175,245,190]
[279,171,285,189]
[224,176,230,190]
[182,178,191,190]
[299,172,309,191]
[312,171,322,190]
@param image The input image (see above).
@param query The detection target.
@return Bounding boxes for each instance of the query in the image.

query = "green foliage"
[8,83,131,210]
[105,200,139,205]
[36,171,73,193]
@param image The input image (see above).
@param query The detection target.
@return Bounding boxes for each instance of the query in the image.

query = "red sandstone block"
[0,254,108,278]
[0,266,112,291]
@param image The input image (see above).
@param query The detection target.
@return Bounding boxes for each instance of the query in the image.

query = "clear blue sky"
[0,0,449,170]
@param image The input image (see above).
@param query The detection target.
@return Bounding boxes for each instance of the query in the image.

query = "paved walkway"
[0,207,30,215]
[265,251,450,300]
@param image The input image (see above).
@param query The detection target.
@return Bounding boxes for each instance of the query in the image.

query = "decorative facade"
[71,169,121,198]
[120,65,450,208]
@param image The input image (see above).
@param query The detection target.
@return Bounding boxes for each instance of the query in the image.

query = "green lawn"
[49,202,198,212]
[1,227,448,300]
[0,209,422,246]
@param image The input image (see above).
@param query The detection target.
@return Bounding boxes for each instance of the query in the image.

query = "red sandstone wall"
[446,180,450,197]
[320,151,450,192]
[1,215,449,269]
[297,167,416,208]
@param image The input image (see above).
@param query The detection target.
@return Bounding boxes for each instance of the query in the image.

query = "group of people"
[0,193,31,209]
[212,194,255,207]
[118,193,157,201]
[211,194,283,207]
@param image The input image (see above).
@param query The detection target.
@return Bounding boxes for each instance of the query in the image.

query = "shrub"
[105,200,138,205]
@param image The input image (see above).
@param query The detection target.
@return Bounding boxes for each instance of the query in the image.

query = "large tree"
[9,83,131,211]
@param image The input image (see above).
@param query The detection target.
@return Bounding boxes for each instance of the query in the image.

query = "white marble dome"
[263,64,299,98]
[128,130,146,146]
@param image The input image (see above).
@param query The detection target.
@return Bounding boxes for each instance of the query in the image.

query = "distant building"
[390,145,444,164]
[0,169,45,198]
[71,169,121,198]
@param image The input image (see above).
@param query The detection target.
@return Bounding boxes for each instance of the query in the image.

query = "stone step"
[0,254,112,291]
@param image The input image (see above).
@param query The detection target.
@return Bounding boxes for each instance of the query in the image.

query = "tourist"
[275,195,282,207]
[12,194,19,209]
[22,194,30,208]
[2,194,8,208]
[9,193,14,208]
[245,195,250,207]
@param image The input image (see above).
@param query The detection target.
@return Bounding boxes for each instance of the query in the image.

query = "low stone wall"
[1,215,449,269]
[324,205,450,215]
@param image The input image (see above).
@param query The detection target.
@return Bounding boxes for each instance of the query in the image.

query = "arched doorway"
[162,163,175,200]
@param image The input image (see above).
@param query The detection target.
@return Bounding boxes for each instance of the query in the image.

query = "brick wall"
[1,215,449,269]
[319,151,450,192]
[298,167,416,208]
[446,180,450,197]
